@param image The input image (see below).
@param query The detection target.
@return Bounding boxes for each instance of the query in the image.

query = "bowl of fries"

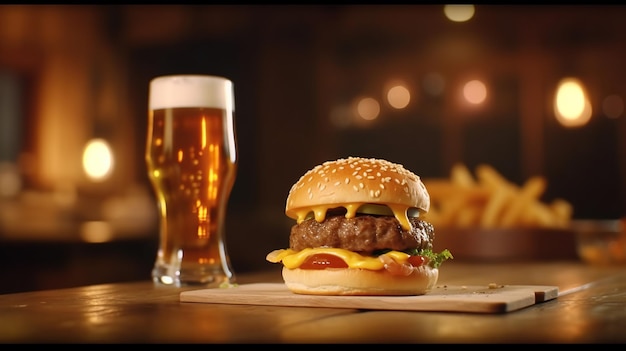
[431,227,579,261]
[575,219,626,265]
[424,163,579,261]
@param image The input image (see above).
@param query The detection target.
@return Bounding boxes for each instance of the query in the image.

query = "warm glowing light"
[355,97,380,121]
[463,79,487,105]
[386,85,411,109]
[80,221,113,243]
[444,4,475,22]
[82,138,113,181]
[556,80,585,118]
[602,94,623,119]
[554,78,592,127]
[422,72,445,97]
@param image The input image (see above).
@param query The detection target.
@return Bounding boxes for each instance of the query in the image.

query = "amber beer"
[146,75,237,286]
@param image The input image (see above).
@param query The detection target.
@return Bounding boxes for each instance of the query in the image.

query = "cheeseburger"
[266,157,452,296]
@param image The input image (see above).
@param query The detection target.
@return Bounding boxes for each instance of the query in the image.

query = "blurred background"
[1,4,625,293]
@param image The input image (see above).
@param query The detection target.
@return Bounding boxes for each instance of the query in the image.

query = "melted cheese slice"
[266,247,411,270]
[293,203,418,231]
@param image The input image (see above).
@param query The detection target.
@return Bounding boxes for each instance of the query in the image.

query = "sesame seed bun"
[285,157,430,224]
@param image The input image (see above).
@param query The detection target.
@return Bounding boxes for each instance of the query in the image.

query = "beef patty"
[289,215,434,255]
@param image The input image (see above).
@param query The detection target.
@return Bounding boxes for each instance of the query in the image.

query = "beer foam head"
[149,75,234,110]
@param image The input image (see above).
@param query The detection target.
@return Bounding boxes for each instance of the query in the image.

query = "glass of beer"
[146,75,237,287]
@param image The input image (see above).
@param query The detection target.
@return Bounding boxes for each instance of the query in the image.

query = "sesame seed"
[367,175,375,179]
[359,183,364,189]
[345,178,350,184]
[353,185,359,192]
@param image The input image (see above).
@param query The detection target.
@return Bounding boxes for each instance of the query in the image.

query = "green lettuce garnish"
[413,248,454,268]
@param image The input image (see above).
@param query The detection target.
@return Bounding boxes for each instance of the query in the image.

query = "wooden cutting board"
[180,283,558,314]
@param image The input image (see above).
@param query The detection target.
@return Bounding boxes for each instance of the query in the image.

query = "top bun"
[286,157,430,220]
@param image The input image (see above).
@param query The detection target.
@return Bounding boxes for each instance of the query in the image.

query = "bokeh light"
[463,79,487,105]
[355,97,381,121]
[602,94,624,119]
[444,4,475,22]
[386,84,411,109]
[554,77,592,127]
[82,138,114,181]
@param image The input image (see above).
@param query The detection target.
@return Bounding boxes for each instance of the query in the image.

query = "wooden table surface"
[1,260,625,343]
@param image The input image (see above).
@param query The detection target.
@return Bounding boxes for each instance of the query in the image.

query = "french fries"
[423,163,573,229]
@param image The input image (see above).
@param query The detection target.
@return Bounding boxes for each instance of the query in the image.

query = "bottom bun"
[282,265,439,296]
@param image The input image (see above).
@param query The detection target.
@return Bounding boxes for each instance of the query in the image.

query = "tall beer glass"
[146,75,237,286]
